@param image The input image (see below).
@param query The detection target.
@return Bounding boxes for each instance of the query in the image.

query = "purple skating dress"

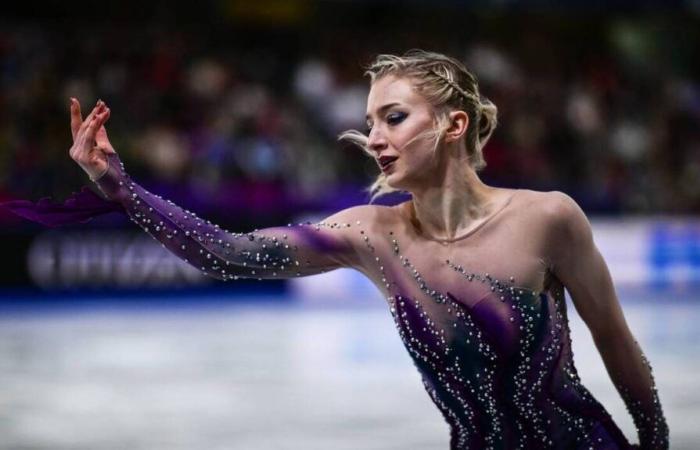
[2,153,669,449]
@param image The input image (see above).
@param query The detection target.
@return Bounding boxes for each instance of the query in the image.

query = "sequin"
[92,153,668,450]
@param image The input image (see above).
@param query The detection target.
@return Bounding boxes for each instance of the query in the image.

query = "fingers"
[95,109,115,154]
[77,100,105,138]
[96,125,116,154]
[74,101,105,151]
[84,106,111,144]
[71,99,115,153]
[70,99,115,166]
[72,101,109,160]
[69,98,83,140]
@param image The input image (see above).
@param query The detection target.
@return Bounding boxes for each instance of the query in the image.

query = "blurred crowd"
[1,7,698,229]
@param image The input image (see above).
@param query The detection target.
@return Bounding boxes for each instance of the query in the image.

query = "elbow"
[208,261,276,281]
[185,256,243,282]
[589,319,636,350]
[589,319,623,344]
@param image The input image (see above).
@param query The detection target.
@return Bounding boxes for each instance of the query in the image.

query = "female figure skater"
[67,50,668,449]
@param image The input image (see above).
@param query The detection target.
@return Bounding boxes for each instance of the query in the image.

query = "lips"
[378,155,399,172]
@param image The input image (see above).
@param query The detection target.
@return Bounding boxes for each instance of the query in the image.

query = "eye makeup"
[387,111,407,125]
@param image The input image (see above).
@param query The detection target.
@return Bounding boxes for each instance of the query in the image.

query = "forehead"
[366,75,425,114]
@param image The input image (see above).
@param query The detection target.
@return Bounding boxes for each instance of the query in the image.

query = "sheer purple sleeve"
[615,345,669,449]
[92,154,359,281]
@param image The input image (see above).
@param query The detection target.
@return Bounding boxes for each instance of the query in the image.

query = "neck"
[408,160,498,241]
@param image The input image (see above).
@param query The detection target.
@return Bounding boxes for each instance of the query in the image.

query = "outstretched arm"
[68,99,363,281]
[545,192,669,450]
[94,152,361,280]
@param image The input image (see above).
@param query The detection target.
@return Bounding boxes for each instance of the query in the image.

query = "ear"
[443,110,469,143]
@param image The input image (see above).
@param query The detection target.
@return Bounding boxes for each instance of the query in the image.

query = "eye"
[365,123,373,134]
[387,111,407,125]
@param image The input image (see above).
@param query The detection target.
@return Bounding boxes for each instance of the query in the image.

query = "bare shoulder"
[515,189,586,222]
[513,189,592,244]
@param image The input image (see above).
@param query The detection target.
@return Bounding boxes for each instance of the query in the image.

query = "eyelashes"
[386,112,407,125]
[366,111,408,134]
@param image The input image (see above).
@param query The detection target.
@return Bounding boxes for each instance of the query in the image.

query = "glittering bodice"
[351,229,633,449]
[88,153,667,450]
[389,285,622,449]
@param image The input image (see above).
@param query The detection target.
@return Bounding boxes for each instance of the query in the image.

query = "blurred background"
[0,0,699,449]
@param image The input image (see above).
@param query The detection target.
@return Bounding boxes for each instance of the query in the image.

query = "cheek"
[400,131,438,164]
[411,147,439,172]
[396,144,438,184]
[394,120,436,154]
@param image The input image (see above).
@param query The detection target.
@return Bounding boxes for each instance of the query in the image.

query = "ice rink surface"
[0,289,698,449]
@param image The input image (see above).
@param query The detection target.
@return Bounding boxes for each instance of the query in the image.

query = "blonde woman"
[64,50,667,449]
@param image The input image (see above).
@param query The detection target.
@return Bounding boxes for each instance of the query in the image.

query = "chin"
[384,172,411,191]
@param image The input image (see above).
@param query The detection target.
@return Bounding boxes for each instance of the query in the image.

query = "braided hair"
[340,49,498,200]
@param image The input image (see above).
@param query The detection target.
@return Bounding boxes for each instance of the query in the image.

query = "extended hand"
[69,99,114,181]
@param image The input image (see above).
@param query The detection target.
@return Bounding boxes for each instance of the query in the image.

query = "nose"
[367,127,388,153]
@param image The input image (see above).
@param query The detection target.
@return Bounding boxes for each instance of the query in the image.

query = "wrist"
[92,153,130,202]
[89,164,110,182]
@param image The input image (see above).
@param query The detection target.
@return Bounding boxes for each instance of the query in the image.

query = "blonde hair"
[339,49,498,200]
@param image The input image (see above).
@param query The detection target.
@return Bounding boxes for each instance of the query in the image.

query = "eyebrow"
[365,102,401,121]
